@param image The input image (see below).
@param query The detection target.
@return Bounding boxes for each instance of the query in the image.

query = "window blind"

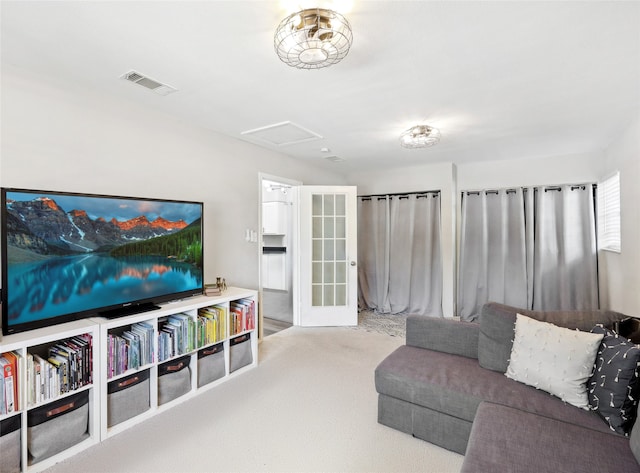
[597,172,621,253]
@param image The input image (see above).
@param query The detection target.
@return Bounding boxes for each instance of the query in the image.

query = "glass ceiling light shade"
[400,125,441,149]
[274,8,353,69]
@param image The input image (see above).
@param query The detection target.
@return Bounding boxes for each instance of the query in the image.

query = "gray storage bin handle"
[47,401,76,418]
[117,376,139,388]
[166,362,184,372]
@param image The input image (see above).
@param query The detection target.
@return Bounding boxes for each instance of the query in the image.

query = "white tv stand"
[0,287,258,472]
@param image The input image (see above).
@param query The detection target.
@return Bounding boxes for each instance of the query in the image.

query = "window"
[597,172,621,253]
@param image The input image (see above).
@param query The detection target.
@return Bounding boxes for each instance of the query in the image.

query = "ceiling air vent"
[121,70,177,96]
[324,155,345,163]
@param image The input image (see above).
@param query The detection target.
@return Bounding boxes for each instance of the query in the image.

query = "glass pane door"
[298,186,357,327]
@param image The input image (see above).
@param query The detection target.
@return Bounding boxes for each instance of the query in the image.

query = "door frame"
[258,173,302,338]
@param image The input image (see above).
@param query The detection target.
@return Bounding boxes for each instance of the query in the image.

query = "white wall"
[598,115,640,315]
[457,151,603,190]
[0,65,346,291]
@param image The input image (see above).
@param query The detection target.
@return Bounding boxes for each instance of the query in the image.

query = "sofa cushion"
[478,302,627,373]
[374,345,613,435]
[462,402,640,473]
[588,325,640,435]
[506,314,603,409]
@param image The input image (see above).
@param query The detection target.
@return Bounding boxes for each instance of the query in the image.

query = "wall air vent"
[120,70,177,96]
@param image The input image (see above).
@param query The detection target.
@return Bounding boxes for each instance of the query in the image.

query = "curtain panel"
[458,185,598,321]
[457,188,530,321]
[532,185,599,311]
[357,192,443,317]
[357,196,390,312]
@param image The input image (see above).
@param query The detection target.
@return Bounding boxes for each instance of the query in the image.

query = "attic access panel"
[241,121,323,146]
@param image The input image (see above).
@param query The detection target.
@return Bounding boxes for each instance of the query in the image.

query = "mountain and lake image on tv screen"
[4,190,203,327]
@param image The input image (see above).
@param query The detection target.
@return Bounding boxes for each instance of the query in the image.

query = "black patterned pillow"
[588,325,640,436]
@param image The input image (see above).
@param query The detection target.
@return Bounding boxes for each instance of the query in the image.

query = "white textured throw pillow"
[505,313,604,409]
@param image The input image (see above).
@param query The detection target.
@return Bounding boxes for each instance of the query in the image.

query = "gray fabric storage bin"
[107,369,150,427]
[158,355,191,405]
[27,390,89,464]
[197,343,225,387]
[229,333,253,373]
[1,414,21,473]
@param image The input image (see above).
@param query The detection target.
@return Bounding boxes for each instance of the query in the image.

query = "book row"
[1,333,94,414]
[107,322,154,378]
[157,305,230,362]
[27,334,93,406]
[197,305,227,347]
[0,350,21,414]
[158,313,197,362]
[229,299,256,335]
[106,301,253,378]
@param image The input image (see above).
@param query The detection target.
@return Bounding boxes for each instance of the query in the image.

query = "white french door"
[296,186,358,326]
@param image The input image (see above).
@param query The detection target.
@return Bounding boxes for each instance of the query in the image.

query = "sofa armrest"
[406,316,479,359]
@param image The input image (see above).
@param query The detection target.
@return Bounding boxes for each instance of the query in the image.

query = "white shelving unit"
[0,287,258,472]
[0,318,100,473]
[97,287,257,440]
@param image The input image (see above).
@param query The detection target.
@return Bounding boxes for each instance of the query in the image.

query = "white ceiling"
[2,1,639,173]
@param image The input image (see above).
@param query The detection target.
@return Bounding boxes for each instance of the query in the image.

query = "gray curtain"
[532,185,599,310]
[358,192,443,316]
[357,196,390,312]
[458,189,529,321]
[458,185,598,320]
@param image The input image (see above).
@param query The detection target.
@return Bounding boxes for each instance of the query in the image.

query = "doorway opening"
[259,175,300,336]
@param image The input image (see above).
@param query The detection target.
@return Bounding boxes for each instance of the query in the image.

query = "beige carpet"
[44,326,463,473]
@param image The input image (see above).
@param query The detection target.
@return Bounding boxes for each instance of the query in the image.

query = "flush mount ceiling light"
[400,125,441,149]
[274,8,353,69]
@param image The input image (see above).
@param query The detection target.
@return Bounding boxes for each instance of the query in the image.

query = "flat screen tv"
[1,188,204,335]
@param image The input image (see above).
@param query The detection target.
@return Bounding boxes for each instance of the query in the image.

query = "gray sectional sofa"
[374,302,640,472]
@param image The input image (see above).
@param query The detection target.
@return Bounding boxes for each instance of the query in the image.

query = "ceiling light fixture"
[274,8,353,69]
[400,125,441,149]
